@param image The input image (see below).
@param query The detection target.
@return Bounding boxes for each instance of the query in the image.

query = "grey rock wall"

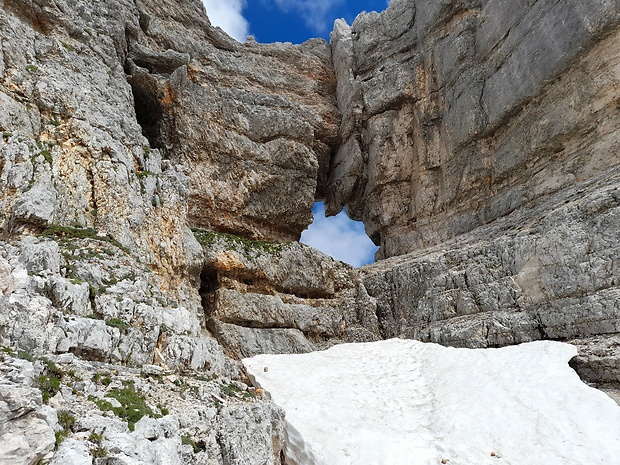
[0,3,344,463]
[129,0,340,242]
[0,351,286,465]
[326,0,620,260]
[321,1,620,395]
[0,0,199,295]
[1,0,620,462]
[361,170,620,345]
[194,232,379,359]
[360,167,620,395]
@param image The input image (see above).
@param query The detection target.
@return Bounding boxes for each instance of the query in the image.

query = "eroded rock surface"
[0,1,343,460]
[194,230,379,358]
[0,0,619,462]
[0,351,286,465]
[320,0,620,396]
[128,0,340,242]
[358,168,620,398]
[0,357,56,465]
[326,0,620,260]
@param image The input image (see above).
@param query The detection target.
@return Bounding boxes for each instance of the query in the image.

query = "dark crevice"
[138,11,150,34]
[199,266,218,318]
[127,70,167,151]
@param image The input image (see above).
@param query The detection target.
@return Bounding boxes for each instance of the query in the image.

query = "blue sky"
[201,0,383,266]
[244,0,390,43]
[301,203,378,267]
[203,0,390,43]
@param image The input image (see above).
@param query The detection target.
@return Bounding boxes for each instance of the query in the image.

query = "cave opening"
[125,58,180,159]
[199,265,218,318]
[127,73,166,150]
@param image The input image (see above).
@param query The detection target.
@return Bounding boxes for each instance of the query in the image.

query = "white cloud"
[202,0,249,42]
[301,203,378,267]
[272,0,345,33]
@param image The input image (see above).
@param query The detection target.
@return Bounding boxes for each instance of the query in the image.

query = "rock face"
[194,231,379,359]
[0,0,329,462]
[326,0,620,259]
[0,351,286,465]
[321,0,620,398]
[361,169,620,346]
[0,0,199,295]
[128,0,340,242]
[0,358,56,465]
[0,0,619,463]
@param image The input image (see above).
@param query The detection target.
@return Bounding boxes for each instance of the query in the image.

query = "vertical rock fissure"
[127,71,166,150]
[199,265,218,319]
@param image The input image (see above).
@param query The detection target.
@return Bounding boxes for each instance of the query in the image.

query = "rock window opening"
[300,201,378,268]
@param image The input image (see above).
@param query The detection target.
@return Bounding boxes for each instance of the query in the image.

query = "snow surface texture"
[243,340,620,465]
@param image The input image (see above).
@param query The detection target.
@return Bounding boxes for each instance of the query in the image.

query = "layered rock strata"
[194,231,379,359]
[321,0,620,397]
[0,0,340,462]
[129,0,340,242]
[359,168,620,388]
[0,0,619,463]
[326,0,620,260]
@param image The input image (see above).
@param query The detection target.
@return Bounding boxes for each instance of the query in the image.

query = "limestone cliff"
[0,0,618,463]
[324,0,620,392]
[327,0,620,259]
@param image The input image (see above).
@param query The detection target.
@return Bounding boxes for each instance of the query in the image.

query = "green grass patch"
[87,430,107,457]
[219,382,255,400]
[89,283,98,300]
[54,410,76,449]
[105,318,130,332]
[182,434,206,454]
[191,228,289,257]
[36,358,64,403]
[91,446,108,458]
[40,150,53,165]
[0,347,14,355]
[55,429,70,448]
[157,404,169,416]
[17,350,34,361]
[61,41,75,52]
[104,384,155,431]
[26,64,38,73]
[91,397,114,412]
[42,224,128,253]
[58,410,76,431]
[88,431,104,444]
[136,170,154,179]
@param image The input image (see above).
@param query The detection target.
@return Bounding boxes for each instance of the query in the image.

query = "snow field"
[243,339,620,465]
